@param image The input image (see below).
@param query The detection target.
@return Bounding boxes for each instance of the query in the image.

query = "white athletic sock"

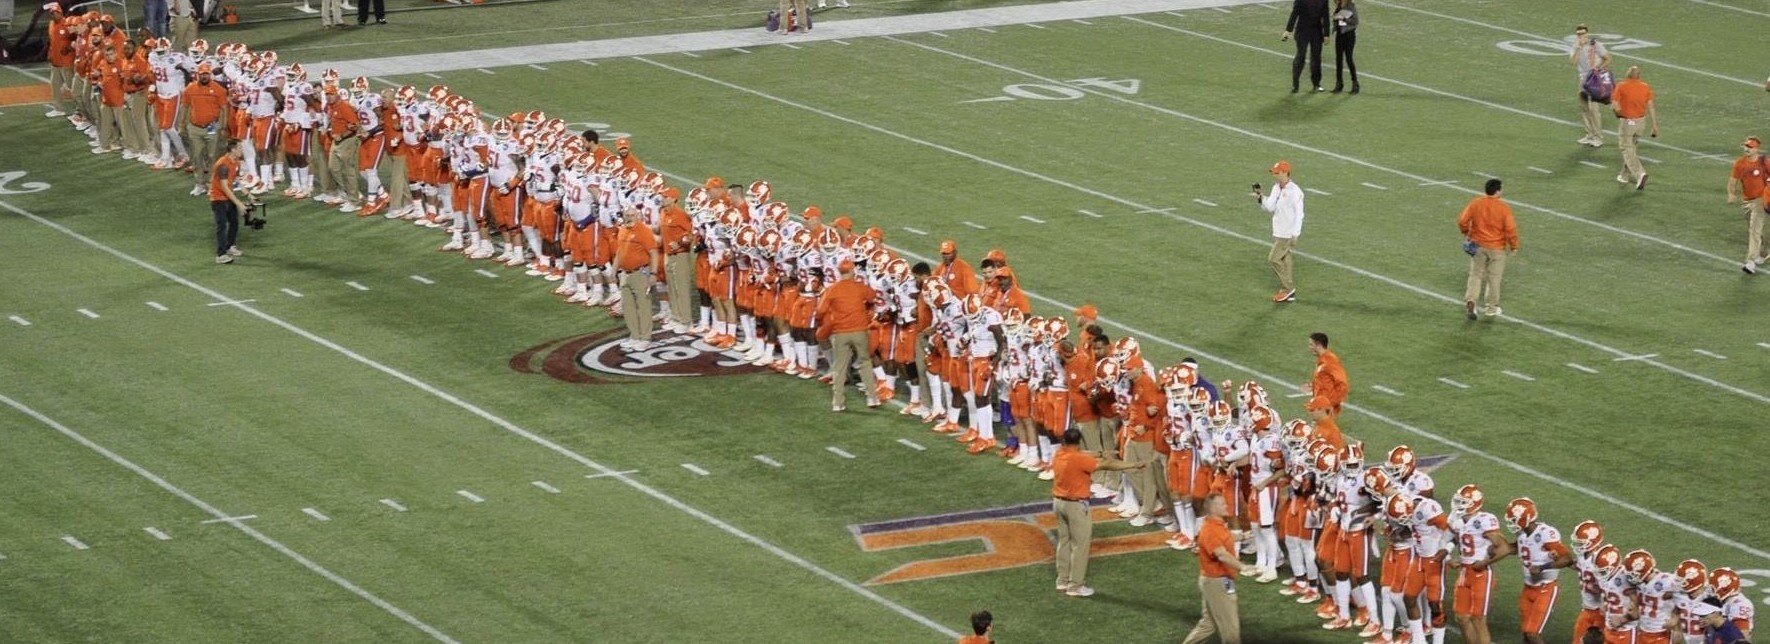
[963,393,979,431]
[273,162,283,180]
[1380,589,1397,635]
[1431,626,1445,644]
[159,131,171,159]
[1408,618,1425,643]
[794,341,809,369]
[698,306,711,329]
[1181,504,1198,539]
[873,366,887,383]
[169,130,187,157]
[1036,434,1053,462]
[362,171,382,196]
[1335,580,1351,620]
[758,339,775,364]
[908,383,922,404]
[805,344,820,370]
[1303,541,1320,583]
[977,401,994,440]
[1285,536,1305,579]
[524,228,542,259]
[1358,582,1377,615]
[946,403,961,425]
[927,375,944,411]
[740,315,756,343]
[776,334,795,366]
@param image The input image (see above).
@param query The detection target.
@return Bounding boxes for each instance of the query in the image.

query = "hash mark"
[1528,166,1554,174]
[424,73,442,79]
[9,316,30,326]
[681,463,711,476]
[1071,19,1092,25]
[409,275,435,284]
[978,27,997,33]
[1019,215,1046,224]
[1437,378,1470,389]
[1360,182,1388,191]
[1305,188,1332,196]
[1371,385,1405,396]
[346,281,369,291]
[962,221,987,229]
[1191,198,1219,207]
[579,59,599,66]
[781,43,801,49]
[1501,370,1536,382]
[682,51,701,57]
[532,481,561,493]
[1566,363,1599,374]
[280,288,304,298]
[1580,160,1605,169]
[476,68,496,75]
[528,64,548,71]
[146,301,168,311]
[754,454,784,468]
[832,39,851,45]
[897,438,927,451]
[931,31,951,37]
[456,490,484,503]
[1026,22,1047,29]
[1472,171,1500,179]
[902,227,928,235]
[1211,6,1233,12]
[61,536,89,550]
[77,308,99,319]
[826,446,857,459]
[1640,155,1660,164]
[1693,349,1728,360]
[1758,342,1770,349]
[144,527,171,541]
[379,499,407,512]
[302,508,330,521]
[732,48,752,54]
[1078,209,1104,218]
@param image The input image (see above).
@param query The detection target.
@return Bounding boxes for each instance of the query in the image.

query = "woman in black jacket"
[1332,0,1359,94]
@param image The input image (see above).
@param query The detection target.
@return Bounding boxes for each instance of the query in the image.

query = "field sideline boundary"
[0,393,460,643]
[0,198,962,640]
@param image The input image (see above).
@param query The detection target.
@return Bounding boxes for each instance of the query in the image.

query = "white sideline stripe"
[662,49,1765,407]
[1528,166,1554,175]
[1580,161,1606,169]
[1613,353,1660,362]
[1501,370,1536,382]
[280,288,304,298]
[1123,16,1729,162]
[1366,0,1759,88]
[528,64,548,70]
[1191,198,1218,207]
[1360,182,1387,190]
[474,269,499,278]
[347,281,370,291]
[380,499,408,512]
[145,527,172,541]
[410,275,436,284]
[1372,385,1404,397]
[532,481,561,493]
[476,68,496,75]
[456,490,485,503]
[661,174,1769,567]
[322,0,1267,77]
[1688,0,1770,17]
[962,221,987,229]
[200,514,258,524]
[826,446,857,459]
[681,463,711,476]
[1566,363,1599,374]
[584,469,638,480]
[754,454,784,468]
[302,507,331,521]
[897,438,927,451]
[61,536,89,550]
[1078,209,1104,218]
[9,316,30,326]
[77,308,99,319]
[1694,349,1728,360]
[1304,188,1331,196]
[0,394,456,642]
[1019,215,1047,223]
[902,226,928,235]
[146,301,168,311]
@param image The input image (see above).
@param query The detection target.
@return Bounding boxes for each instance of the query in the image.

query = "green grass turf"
[1,0,1767,641]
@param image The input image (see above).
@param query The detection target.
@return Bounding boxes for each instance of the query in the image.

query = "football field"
[1,0,1767,641]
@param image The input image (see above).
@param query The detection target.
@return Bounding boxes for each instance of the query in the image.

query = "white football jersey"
[1574,551,1605,610]
[1721,594,1754,632]
[1598,567,1636,628]
[1450,511,1501,565]
[149,51,187,98]
[1516,523,1564,585]
[1408,498,1450,556]
[1397,471,1435,498]
[1632,572,1678,634]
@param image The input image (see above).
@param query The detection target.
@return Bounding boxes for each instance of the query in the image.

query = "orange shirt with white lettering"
[1610,78,1652,120]
[816,278,876,334]
[614,223,658,272]
[1050,445,1098,500]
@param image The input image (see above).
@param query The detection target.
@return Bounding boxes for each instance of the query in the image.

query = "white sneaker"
[189,185,204,196]
[1036,469,1055,481]
[1745,261,1759,275]
[122,150,138,160]
[227,246,242,257]
[468,246,494,260]
[750,354,772,367]
[338,202,361,213]
[440,240,464,251]
[630,340,651,351]
[317,193,342,204]
[1155,515,1176,527]
[567,290,591,303]
[618,339,637,350]
[215,254,234,264]
[1115,507,1139,519]
[1127,515,1153,527]
[1616,173,1630,184]
[1483,306,1503,317]
[1255,568,1279,583]
[45,110,66,118]
[1065,585,1095,597]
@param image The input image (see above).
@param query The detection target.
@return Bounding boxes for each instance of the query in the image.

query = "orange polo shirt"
[208,156,240,202]
[1314,415,1346,451]
[1610,78,1652,120]
[958,636,990,644]
[816,278,876,334]
[1457,194,1519,251]
[1195,516,1236,579]
[1124,372,1165,443]
[47,17,75,67]
[1050,445,1098,500]
[1733,156,1769,201]
[327,99,359,139]
[1064,349,1098,423]
[96,62,126,107]
[613,223,659,272]
[659,205,694,254]
[1311,349,1349,412]
[124,53,151,94]
[940,258,979,296]
[183,79,228,127]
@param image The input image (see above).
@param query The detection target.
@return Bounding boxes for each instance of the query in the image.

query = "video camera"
[243,199,268,231]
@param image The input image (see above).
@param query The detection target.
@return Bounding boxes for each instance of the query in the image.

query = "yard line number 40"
[961,77,1142,104]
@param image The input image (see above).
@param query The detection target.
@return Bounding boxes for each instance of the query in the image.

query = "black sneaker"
[1464,301,1477,320]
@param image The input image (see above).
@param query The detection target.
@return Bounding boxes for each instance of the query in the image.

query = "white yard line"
[61,535,89,550]
[532,481,561,493]
[1501,370,1537,382]
[474,269,499,278]
[280,288,304,298]
[0,394,456,642]
[1191,198,1218,207]
[1581,160,1606,169]
[410,275,436,284]
[1693,349,1728,360]
[1304,188,1332,196]
[77,308,99,319]
[1019,215,1047,224]
[9,316,30,326]
[637,57,1770,407]
[826,446,857,459]
[1528,166,1554,175]
[1372,385,1405,397]
[681,463,711,476]
[1078,209,1104,218]
[146,301,168,311]
[380,499,408,512]
[456,490,485,503]
[347,281,370,291]
[754,454,785,468]
[897,438,927,451]
[1360,182,1388,191]
[962,221,987,229]
[144,527,172,541]
[1566,363,1599,374]
[1437,377,1470,390]
[1687,0,1770,17]
[302,507,331,521]
[200,514,258,524]
[902,226,928,235]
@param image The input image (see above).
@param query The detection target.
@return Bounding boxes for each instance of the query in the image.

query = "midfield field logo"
[851,454,1457,585]
[510,329,769,384]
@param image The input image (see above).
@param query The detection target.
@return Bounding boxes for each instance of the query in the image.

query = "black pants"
[211,200,239,257]
[1291,34,1324,90]
[1335,30,1358,88]
[357,0,384,23]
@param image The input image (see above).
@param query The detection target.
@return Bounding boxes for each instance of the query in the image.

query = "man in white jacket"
[1253,160,1306,303]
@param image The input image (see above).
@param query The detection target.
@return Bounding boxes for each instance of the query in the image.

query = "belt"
[1054,496,1088,503]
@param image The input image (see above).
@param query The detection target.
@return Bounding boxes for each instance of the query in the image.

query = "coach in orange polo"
[1458,178,1520,319]
[614,207,661,350]
[1610,66,1658,190]
[1302,332,1348,415]
[817,260,880,412]
[657,188,697,333]
[1051,427,1145,598]
[1183,493,1247,644]
[1728,137,1770,275]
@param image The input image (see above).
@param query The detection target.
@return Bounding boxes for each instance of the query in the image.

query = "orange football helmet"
[1571,520,1604,554]
[1710,567,1740,599]
[1503,498,1538,533]
[1385,445,1417,480]
[1674,559,1708,595]
[1451,484,1484,516]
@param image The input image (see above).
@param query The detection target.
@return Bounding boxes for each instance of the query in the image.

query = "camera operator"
[209,142,249,264]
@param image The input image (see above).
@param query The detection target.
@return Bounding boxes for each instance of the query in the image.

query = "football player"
[146,38,191,170]
[1709,568,1752,640]
[1621,550,1680,644]
[1496,498,1575,644]
[1244,404,1284,582]
[1447,484,1511,644]
[1569,520,1609,644]
[1672,559,1710,644]
[1324,442,1379,632]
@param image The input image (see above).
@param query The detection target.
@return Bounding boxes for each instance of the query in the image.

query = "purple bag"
[766,9,780,32]
[1583,68,1614,104]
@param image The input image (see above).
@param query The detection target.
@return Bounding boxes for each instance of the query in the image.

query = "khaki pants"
[170,15,199,52]
[827,330,876,408]
[1464,247,1508,311]
[385,151,411,207]
[1077,419,1114,489]
[1267,236,1296,292]
[664,252,695,326]
[98,104,125,150]
[321,0,344,25]
[620,270,654,341]
[1618,118,1645,180]
[122,92,151,154]
[328,136,361,201]
[185,122,220,187]
[49,66,72,114]
[1182,576,1242,644]
[1053,498,1093,588]
[1745,199,1767,264]
[1123,439,1162,516]
[312,134,334,194]
[1578,93,1603,141]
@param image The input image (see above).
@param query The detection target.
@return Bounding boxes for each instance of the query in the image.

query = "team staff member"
[614,207,661,350]
[1302,332,1347,415]
[958,611,992,644]
[1253,160,1305,302]
[938,240,979,296]
[45,4,75,119]
[1458,179,1520,318]
[1610,66,1658,190]
[659,187,697,333]
[325,89,363,211]
[1727,137,1770,275]
[1284,0,1330,93]
[209,142,247,264]
[1051,427,1145,598]
[181,62,228,197]
[1330,0,1359,94]
[1184,493,1248,644]
[94,47,128,155]
[1571,24,1611,148]
[817,260,881,412]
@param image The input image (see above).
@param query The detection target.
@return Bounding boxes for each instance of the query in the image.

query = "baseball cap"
[704,176,724,189]
[838,259,856,272]
[1746,137,1761,149]
[1305,395,1333,411]
[939,240,957,254]
[1074,304,1098,319]
[832,216,853,232]
[996,266,1016,281]
[615,137,631,150]
[802,205,822,219]
[985,248,1006,263]
[662,187,681,200]
[1270,160,1291,175]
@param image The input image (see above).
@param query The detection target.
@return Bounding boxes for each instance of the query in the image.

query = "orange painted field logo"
[511,329,769,384]
[852,454,1457,585]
